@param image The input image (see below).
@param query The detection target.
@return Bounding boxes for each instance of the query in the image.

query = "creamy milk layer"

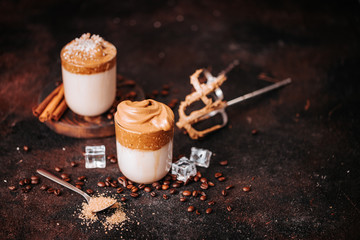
[116,140,173,184]
[62,66,116,116]
[115,100,175,183]
[60,33,117,116]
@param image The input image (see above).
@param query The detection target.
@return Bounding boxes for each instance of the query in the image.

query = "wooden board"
[40,77,144,138]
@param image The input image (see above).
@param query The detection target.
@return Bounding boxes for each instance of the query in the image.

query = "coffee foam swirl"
[115,99,174,133]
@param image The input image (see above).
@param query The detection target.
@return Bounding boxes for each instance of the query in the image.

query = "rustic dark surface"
[1,0,360,239]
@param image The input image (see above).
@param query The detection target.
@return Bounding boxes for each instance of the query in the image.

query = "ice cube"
[190,147,212,168]
[171,157,197,182]
[85,145,106,168]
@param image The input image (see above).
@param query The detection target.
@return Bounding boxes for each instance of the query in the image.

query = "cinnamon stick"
[39,86,64,122]
[51,99,67,121]
[32,84,63,117]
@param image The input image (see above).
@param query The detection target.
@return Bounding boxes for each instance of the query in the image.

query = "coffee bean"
[40,185,48,191]
[176,180,184,185]
[97,182,106,187]
[200,195,207,201]
[162,84,170,90]
[218,177,226,182]
[127,184,134,189]
[130,192,139,198]
[105,181,111,187]
[76,185,82,189]
[60,173,69,179]
[152,90,159,97]
[120,197,127,202]
[164,175,172,181]
[54,189,61,196]
[195,209,201,215]
[163,180,171,186]
[221,190,228,196]
[31,179,39,185]
[23,145,29,152]
[47,188,55,194]
[182,190,191,196]
[19,180,25,186]
[110,156,117,164]
[107,113,113,120]
[131,186,139,193]
[86,189,94,194]
[111,182,118,188]
[200,183,209,190]
[208,181,215,187]
[219,160,228,166]
[208,201,215,206]
[214,172,223,178]
[78,176,86,181]
[169,188,177,194]
[150,192,157,197]
[25,185,32,190]
[226,185,234,190]
[118,177,128,187]
[200,191,206,196]
[192,190,198,197]
[70,161,78,167]
[206,208,212,214]
[23,178,30,185]
[251,129,258,135]
[180,197,187,202]
[8,186,17,191]
[64,178,71,182]
[31,176,39,181]
[163,194,169,200]
[193,176,199,182]
[242,186,251,192]
[138,184,145,190]
[54,167,62,172]
[105,177,112,182]
[187,206,195,212]
[171,174,177,181]
[161,90,169,96]
[75,182,84,186]
[226,205,233,212]
[128,180,133,185]
[144,187,152,192]
[155,185,161,190]
[116,187,124,193]
[162,184,169,190]
[172,182,181,188]
[152,182,160,188]
[196,171,202,178]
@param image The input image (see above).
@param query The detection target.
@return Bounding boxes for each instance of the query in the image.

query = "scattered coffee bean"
[150,192,157,197]
[171,174,177,181]
[127,184,134,189]
[130,192,139,198]
[242,186,251,192]
[109,156,117,164]
[19,180,25,186]
[54,189,61,196]
[164,175,172,181]
[219,160,228,166]
[215,172,223,178]
[23,145,29,152]
[161,90,169,96]
[163,194,169,200]
[131,186,139,193]
[111,182,118,188]
[76,185,82,189]
[221,190,228,196]
[105,177,112,182]
[251,129,258,135]
[226,185,234,190]
[75,182,84,186]
[193,176,199,182]
[70,161,78,167]
[163,180,171,186]
[172,182,181,188]
[8,186,17,191]
[192,190,199,197]
[152,90,159,97]
[25,185,32,190]
[120,197,127,202]
[97,182,106,187]
[105,181,110,187]
[196,171,202,178]
[54,167,62,172]
[40,185,48,191]
[200,177,207,183]
[78,176,86,181]
[200,191,206,196]
[200,183,209,190]
[152,182,160,188]
[162,84,170,90]
[31,176,39,181]
[226,205,233,212]
[200,195,207,201]
[155,185,161,190]
[116,187,124,193]
[206,208,212,214]
[195,209,201,215]
[208,201,215,206]
[47,188,55,194]
[218,177,226,182]
[64,178,71,182]
[86,189,94,194]
[169,188,177,194]
[162,184,169,190]
[144,187,152,192]
[107,113,113,120]
[180,197,187,202]
[182,190,191,196]
[23,178,30,185]
[31,179,39,185]
[187,206,195,212]
[208,181,215,187]
[118,177,128,187]
[60,173,69,179]
[138,184,145,190]
[128,180,133,185]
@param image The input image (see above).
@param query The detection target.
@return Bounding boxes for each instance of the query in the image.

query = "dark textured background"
[1,0,360,239]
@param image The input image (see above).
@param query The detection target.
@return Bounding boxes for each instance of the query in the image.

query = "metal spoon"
[36,169,116,212]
